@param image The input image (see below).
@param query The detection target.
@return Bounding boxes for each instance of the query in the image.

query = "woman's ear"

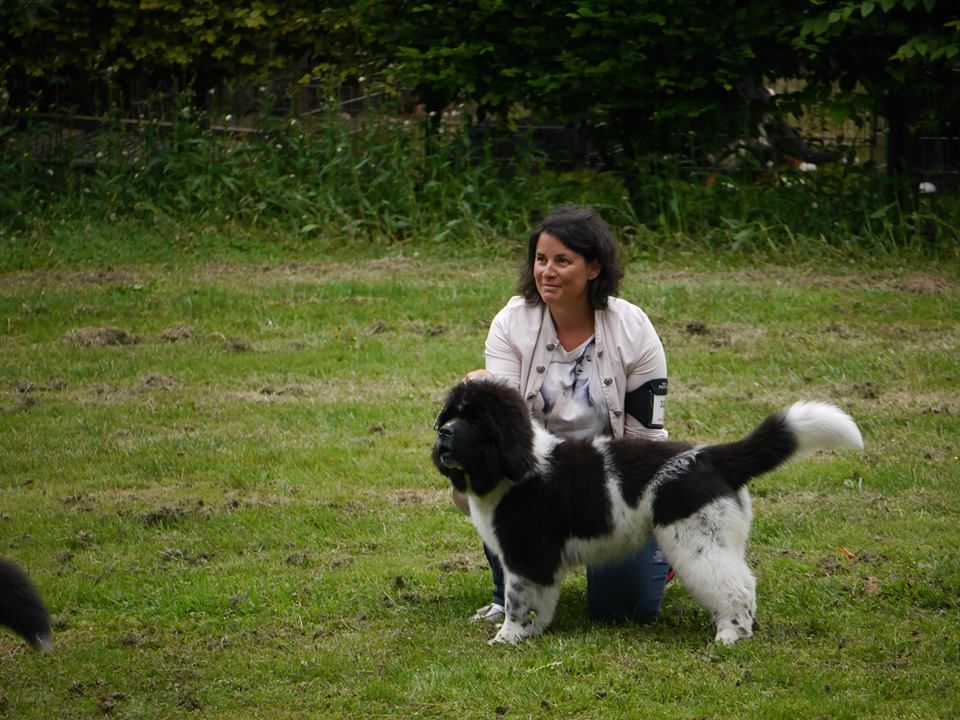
[587,259,601,281]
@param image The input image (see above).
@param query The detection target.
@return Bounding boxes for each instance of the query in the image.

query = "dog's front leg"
[490,574,561,645]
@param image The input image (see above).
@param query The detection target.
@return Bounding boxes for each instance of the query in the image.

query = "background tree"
[373,1,801,162]
[792,0,960,188]
[2,0,957,199]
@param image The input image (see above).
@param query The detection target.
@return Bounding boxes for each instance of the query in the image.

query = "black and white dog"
[0,558,53,650]
[432,379,863,645]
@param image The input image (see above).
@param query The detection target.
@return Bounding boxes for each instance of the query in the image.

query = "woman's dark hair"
[518,205,624,309]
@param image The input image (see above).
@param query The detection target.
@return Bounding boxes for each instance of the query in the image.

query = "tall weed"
[1,94,957,264]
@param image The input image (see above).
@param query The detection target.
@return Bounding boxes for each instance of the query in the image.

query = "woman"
[455,205,671,625]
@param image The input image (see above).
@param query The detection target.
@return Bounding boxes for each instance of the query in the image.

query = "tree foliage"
[0,0,360,109]
[792,0,960,179]
[363,1,798,158]
[1,1,957,182]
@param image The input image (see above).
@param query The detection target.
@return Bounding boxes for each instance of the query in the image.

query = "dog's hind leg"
[490,574,562,645]
[654,501,757,645]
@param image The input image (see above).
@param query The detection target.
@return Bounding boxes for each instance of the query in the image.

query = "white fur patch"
[531,422,561,471]
[784,401,864,455]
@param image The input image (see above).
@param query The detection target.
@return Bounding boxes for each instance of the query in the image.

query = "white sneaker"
[471,603,505,623]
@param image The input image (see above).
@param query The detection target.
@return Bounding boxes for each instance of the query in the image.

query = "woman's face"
[533,232,600,309]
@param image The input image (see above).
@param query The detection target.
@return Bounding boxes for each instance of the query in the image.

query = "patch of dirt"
[402,320,448,338]
[896,272,953,295]
[667,321,765,352]
[161,324,195,342]
[64,327,138,347]
[137,373,180,392]
[324,553,355,570]
[852,381,881,400]
[285,551,312,567]
[138,373,179,391]
[12,378,68,393]
[826,321,857,339]
[222,336,254,352]
[191,258,441,290]
[387,488,447,507]
[160,548,213,565]
[0,268,141,295]
[61,492,98,512]
[120,631,146,647]
[323,499,367,515]
[431,551,484,574]
[98,692,126,714]
[141,506,187,526]
[88,383,122,400]
[256,384,307,398]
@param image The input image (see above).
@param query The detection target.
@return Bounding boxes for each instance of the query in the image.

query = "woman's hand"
[463,369,491,382]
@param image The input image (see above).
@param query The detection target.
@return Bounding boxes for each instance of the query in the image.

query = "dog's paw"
[715,625,751,646]
[489,625,524,645]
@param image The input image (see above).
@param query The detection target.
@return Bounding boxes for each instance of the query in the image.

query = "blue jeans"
[483,538,669,623]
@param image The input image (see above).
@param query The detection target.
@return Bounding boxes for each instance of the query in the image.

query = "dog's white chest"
[467,499,503,558]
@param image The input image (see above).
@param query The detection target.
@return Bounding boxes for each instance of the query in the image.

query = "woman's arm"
[483,308,523,389]
[621,309,669,442]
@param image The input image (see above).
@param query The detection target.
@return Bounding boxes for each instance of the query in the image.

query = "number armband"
[623,378,667,429]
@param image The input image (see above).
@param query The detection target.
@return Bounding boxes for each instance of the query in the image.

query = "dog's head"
[432,378,537,496]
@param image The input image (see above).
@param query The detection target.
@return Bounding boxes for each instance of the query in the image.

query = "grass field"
[1,242,958,719]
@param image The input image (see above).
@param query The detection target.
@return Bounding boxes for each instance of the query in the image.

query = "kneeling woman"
[455,205,671,625]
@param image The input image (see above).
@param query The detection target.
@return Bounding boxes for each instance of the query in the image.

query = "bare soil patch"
[0,268,142,295]
[64,327,138,347]
[137,374,179,392]
[161,325,195,342]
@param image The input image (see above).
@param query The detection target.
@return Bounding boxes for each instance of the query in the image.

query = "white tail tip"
[784,401,864,455]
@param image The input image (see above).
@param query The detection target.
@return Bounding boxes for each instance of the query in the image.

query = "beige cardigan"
[484,295,668,441]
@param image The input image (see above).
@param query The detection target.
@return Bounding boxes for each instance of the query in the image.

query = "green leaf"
[861,1,875,17]
[870,203,896,219]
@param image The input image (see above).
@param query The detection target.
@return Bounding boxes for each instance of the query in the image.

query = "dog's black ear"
[483,385,537,483]
[500,442,536,482]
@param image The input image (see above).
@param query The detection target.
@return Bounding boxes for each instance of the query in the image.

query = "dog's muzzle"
[435,419,464,469]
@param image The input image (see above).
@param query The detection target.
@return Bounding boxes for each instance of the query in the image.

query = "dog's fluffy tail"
[0,558,53,651]
[783,401,864,456]
[706,401,863,490]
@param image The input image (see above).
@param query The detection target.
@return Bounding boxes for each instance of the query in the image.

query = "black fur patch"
[0,558,52,649]
[493,441,613,586]
[608,439,694,507]
[652,414,797,527]
[651,455,738,527]
[704,414,797,490]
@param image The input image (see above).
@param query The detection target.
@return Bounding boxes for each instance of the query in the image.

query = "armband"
[624,378,667,429]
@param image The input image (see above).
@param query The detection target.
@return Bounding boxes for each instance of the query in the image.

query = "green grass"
[1,247,959,719]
